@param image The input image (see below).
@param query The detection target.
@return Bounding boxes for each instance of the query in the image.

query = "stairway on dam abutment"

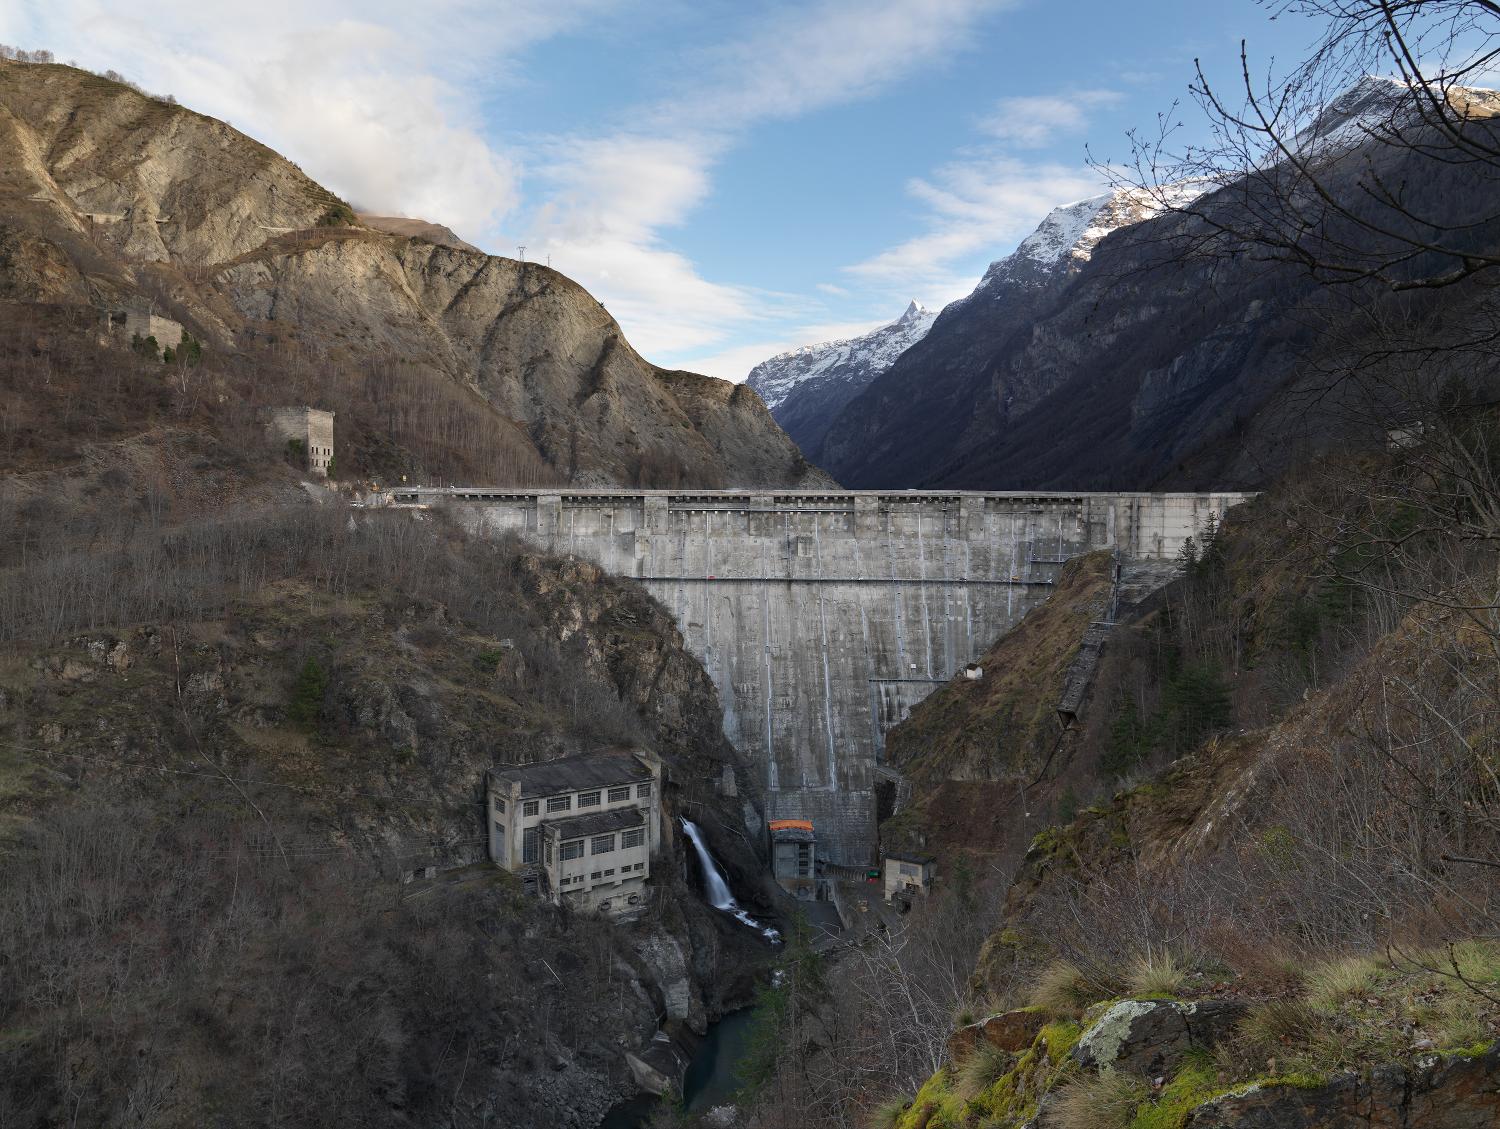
[381,489,1256,865]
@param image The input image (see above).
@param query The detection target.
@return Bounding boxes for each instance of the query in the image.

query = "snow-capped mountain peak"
[1013,192,1119,268]
[745,300,940,420]
[747,181,1207,463]
[962,183,1205,307]
[1292,74,1500,160]
[1011,185,1201,273]
[1293,74,1411,158]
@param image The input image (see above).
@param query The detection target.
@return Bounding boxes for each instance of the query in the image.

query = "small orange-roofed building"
[769,819,817,897]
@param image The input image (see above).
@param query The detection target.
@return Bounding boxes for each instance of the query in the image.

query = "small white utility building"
[883,851,937,903]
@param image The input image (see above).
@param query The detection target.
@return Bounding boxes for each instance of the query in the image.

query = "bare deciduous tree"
[1112,0,1500,291]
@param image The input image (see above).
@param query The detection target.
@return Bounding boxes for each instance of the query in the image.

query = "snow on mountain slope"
[746,299,937,413]
[1300,74,1500,158]
[1012,192,1123,267]
[816,184,1200,487]
[757,185,1202,472]
[821,76,1500,492]
[743,300,937,464]
[752,186,1190,438]
[983,185,1199,289]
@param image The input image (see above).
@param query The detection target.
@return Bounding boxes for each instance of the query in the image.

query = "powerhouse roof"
[492,751,651,798]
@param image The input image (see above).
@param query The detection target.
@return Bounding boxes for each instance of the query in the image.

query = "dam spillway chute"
[680,818,780,943]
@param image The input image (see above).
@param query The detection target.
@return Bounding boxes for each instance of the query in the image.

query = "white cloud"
[550,234,763,360]
[662,0,1015,130]
[684,340,803,384]
[525,133,763,357]
[843,85,1126,301]
[534,133,718,244]
[791,317,893,345]
[981,88,1122,147]
[526,0,1013,362]
[3,0,614,242]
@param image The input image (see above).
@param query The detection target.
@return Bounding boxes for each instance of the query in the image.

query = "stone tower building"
[108,297,183,348]
[266,407,336,476]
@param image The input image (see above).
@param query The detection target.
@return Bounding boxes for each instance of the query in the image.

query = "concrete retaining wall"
[389,489,1254,864]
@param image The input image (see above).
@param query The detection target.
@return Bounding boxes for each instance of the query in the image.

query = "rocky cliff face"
[217,235,825,487]
[356,213,481,252]
[745,299,936,461]
[870,461,1500,1128]
[879,552,1114,858]
[0,60,825,489]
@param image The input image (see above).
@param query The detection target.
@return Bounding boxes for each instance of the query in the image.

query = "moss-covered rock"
[1182,1043,1500,1129]
[1075,999,1248,1076]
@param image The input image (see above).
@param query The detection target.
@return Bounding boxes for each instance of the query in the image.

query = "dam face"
[390,488,1253,864]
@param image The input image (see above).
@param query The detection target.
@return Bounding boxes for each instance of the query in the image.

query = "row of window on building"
[492,823,648,865]
[486,750,661,918]
[559,861,646,887]
[559,827,647,860]
[495,781,652,818]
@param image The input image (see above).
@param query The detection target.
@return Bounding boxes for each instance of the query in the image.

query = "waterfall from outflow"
[680,818,780,942]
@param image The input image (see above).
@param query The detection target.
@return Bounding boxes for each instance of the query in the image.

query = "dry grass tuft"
[954,1042,1012,1100]
[1126,951,1188,997]
[1431,992,1488,1048]
[1030,960,1101,1015]
[1214,997,1309,1079]
[1239,997,1322,1053]
[1052,1071,1148,1129]
[1411,939,1500,986]
[865,1095,910,1129]
[1302,954,1385,1012]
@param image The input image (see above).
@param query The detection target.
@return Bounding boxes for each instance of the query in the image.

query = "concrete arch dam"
[390,488,1253,864]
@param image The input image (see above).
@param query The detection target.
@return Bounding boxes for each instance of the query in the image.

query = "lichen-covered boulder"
[1074,998,1247,1076]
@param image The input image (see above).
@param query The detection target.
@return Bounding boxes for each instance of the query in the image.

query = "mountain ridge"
[814,76,1500,491]
[0,59,827,490]
[744,298,937,461]
[816,185,1177,485]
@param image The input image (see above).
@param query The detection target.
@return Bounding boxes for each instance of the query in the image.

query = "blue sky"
[5,0,1314,379]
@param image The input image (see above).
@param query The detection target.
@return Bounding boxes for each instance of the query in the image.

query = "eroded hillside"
[0,60,825,490]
